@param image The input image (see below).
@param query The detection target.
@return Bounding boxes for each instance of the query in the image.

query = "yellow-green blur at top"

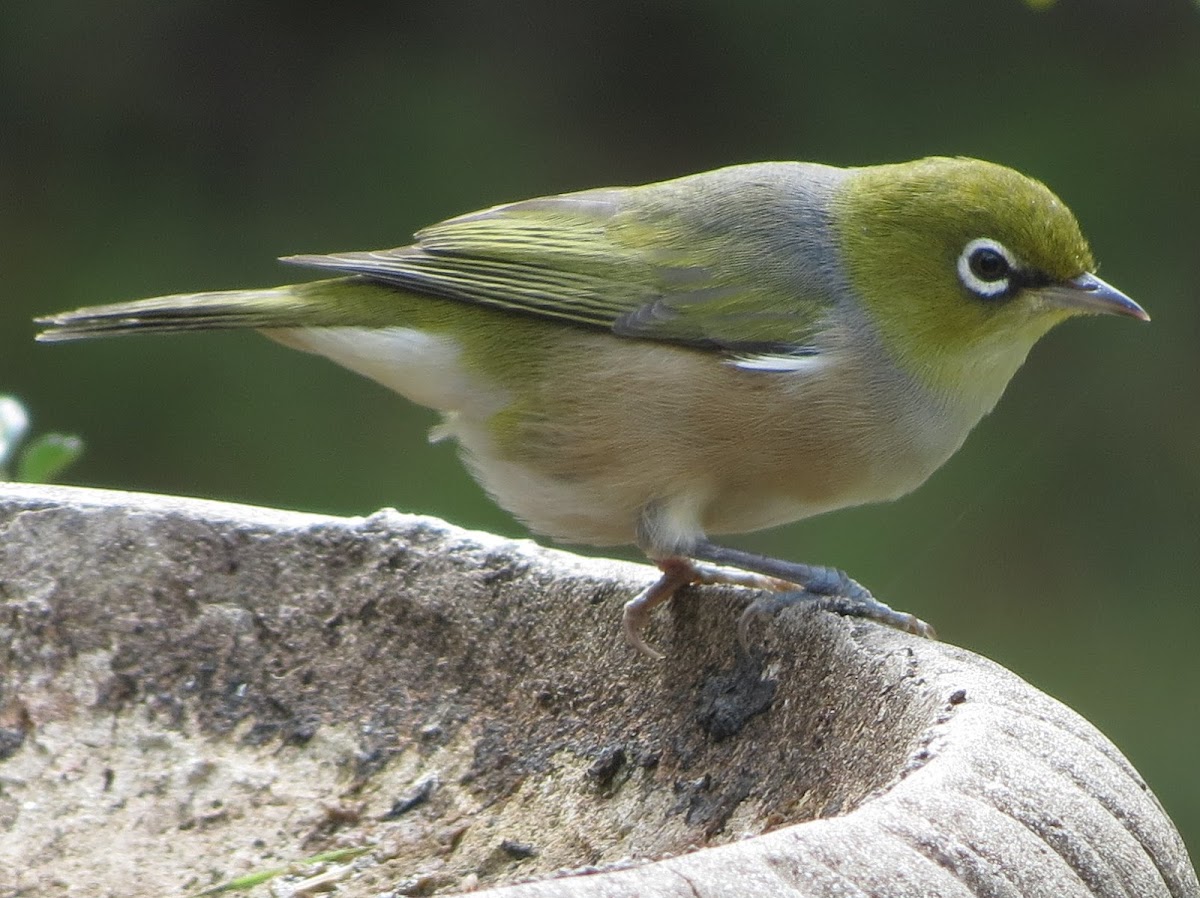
[37,156,1146,588]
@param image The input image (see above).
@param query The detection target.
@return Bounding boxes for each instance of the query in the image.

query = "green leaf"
[16,433,84,484]
[188,846,370,897]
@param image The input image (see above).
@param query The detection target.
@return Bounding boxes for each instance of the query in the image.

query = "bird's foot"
[625,557,783,659]
[737,588,936,652]
[687,561,795,593]
[622,558,699,660]
[622,542,936,659]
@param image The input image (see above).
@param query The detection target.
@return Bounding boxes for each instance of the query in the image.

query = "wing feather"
[283,166,835,355]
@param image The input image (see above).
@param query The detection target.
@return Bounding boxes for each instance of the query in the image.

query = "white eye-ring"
[958,238,1017,299]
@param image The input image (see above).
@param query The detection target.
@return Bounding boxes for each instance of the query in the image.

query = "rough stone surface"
[0,483,1195,898]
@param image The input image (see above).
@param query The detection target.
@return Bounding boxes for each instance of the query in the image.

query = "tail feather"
[35,287,313,342]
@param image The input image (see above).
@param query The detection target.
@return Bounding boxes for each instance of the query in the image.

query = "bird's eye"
[957,238,1016,299]
[969,247,1008,281]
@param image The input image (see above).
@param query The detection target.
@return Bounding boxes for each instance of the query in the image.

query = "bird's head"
[834,157,1147,402]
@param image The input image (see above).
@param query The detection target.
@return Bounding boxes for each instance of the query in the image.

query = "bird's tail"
[36,286,316,342]
[35,278,383,342]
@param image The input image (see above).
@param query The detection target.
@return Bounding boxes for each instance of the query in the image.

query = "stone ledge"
[0,483,1195,897]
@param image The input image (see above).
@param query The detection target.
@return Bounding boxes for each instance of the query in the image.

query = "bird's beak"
[1041,273,1150,321]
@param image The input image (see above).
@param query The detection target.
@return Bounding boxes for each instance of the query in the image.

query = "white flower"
[0,395,31,468]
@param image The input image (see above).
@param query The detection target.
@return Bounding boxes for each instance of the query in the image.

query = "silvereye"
[37,157,1148,658]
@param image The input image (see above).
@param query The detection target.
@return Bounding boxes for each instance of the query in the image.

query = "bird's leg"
[624,499,934,657]
[621,544,935,659]
[623,557,815,658]
[620,557,772,658]
[622,559,694,660]
[689,538,936,641]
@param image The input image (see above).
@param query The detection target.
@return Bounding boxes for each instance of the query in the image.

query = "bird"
[37,156,1148,658]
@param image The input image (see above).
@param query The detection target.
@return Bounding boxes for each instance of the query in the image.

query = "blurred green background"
[2,0,1197,857]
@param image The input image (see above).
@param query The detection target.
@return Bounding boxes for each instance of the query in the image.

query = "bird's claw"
[737,586,937,652]
[622,593,666,661]
[896,611,937,640]
[623,556,936,660]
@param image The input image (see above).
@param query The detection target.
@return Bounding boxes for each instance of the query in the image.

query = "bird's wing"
[283,186,828,356]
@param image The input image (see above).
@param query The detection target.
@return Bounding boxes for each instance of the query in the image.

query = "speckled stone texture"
[0,484,1195,897]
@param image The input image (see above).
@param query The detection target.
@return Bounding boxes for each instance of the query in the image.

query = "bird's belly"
[454,430,648,547]
[699,488,852,535]
[697,446,941,536]
[453,412,950,549]
[450,366,960,550]
[280,323,973,551]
